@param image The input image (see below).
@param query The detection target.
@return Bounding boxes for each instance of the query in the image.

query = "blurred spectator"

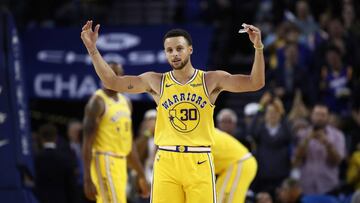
[216,108,252,150]
[277,178,340,203]
[319,45,352,116]
[67,120,87,202]
[326,18,348,56]
[263,21,287,69]
[352,190,360,203]
[293,0,319,42]
[342,2,360,102]
[342,2,360,35]
[316,18,357,68]
[270,23,314,106]
[277,178,303,203]
[270,43,312,111]
[290,118,310,139]
[341,2,360,88]
[135,109,157,183]
[293,104,346,195]
[244,102,261,126]
[216,108,239,135]
[67,120,83,183]
[256,192,273,203]
[308,12,330,50]
[252,98,292,197]
[34,123,78,203]
[288,90,309,123]
[288,90,311,137]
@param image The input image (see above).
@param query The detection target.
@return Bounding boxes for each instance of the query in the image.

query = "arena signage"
[23,26,212,100]
[0,10,34,192]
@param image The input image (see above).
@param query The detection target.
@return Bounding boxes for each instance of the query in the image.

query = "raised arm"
[205,24,265,100]
[80,21,161,94]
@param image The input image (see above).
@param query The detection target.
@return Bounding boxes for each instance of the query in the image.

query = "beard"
[170,56,190,70]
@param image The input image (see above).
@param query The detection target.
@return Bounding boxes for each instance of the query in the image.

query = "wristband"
[253,43,264,50]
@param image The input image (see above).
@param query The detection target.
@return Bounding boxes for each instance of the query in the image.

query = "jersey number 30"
[180,109,197,121]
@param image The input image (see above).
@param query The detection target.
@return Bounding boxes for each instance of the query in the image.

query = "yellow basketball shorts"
[90,152,127,203]
[151,147,216,203]
[216,156,257,203]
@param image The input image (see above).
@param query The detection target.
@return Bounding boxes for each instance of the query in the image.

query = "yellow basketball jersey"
[92,89,132,156]
[212,128,250,174]
[155,69,215,146]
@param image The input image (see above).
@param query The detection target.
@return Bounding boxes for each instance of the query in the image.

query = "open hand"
[80,20,100,50]
[242,23,262,47]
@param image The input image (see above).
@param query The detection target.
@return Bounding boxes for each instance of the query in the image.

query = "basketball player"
[82,63,150,203]
[213,128,257,203]
[137,110,257,203]
[81,20,264,203]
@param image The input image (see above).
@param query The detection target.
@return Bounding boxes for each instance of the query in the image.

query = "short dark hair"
[163,29,192,46]
[282,178,300,189]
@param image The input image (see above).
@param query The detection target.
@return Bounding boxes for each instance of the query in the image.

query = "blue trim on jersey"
[170,69,198,85]
[158,148,211,153]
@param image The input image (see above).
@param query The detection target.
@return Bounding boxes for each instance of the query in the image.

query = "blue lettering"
[187,93,191,101]
[173,95,179,103]
[191,94,196,102]
[162,101,169,109]
[180,93,185,101]
[200,101,207,108]
[168,99,174,106]
[196,96,202,105]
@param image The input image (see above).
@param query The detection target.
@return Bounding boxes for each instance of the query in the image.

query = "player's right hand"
[80,20,100,51]
[137,176,150,198]
[84,177,97,201]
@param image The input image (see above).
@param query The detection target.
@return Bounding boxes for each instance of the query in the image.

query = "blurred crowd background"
[1,0,360,203]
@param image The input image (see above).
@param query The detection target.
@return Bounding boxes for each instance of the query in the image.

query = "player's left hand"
[137,176,150,198]
[242,23,262,48]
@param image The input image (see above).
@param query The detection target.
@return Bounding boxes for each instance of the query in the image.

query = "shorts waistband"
[158,146,211,153]
[94,151,125,159]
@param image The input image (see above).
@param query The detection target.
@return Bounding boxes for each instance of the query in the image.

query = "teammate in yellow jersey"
[82,63,150,203]
[212,128,257,203]
[81,20,264,203]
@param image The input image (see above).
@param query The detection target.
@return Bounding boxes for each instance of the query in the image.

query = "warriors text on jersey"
[155,69,215,146]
